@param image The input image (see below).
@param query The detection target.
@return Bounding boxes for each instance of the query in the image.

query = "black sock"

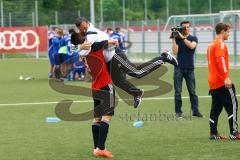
[92,123,100,149]
[98,121,109,150]
[54,67,61,79]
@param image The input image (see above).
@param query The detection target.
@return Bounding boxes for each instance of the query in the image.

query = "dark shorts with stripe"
[92,84,115,118]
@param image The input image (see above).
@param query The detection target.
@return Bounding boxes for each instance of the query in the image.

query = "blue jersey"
[48,31,55,54]
[110,32,121,44]
[51,36,61,54]
[110,31,126,51]
[74,57,85,69]
[60,34,75,55]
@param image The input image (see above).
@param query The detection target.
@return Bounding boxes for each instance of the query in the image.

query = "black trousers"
[107,53,164,97]
[209,85,238,134]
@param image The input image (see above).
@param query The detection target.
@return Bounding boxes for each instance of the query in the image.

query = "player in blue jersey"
[109,27,126,53]
[72,56,86,80]
[67,29,80,80]
[59,29,81,80]
[51,27,63,80]
[59,31,71,78]
[48,27,57,78]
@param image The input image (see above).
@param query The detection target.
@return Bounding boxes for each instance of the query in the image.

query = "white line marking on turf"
[1,95,239,107]
[0,100,92,106]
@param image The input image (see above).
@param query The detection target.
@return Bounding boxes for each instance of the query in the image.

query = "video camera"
[170,26,186,39]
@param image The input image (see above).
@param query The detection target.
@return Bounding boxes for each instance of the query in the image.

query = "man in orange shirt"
[207,22,240,140]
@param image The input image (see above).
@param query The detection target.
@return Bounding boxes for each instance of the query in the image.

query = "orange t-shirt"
[207,38,229,90]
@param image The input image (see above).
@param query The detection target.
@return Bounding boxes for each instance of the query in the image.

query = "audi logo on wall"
[0,30,38,50]
[0,27,48,53]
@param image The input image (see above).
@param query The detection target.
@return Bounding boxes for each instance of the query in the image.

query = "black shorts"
[92,83,115,118]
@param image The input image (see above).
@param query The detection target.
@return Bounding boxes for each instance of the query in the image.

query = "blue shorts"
[54,54,69,65]
[67,53,79,64]
[48,52,55,65]
[60,54,69,64]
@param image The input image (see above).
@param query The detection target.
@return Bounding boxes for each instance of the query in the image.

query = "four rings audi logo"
[0,30,39,50]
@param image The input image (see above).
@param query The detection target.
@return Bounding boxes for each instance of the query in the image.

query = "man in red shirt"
[207,22,240,140]
[86,47,115,158]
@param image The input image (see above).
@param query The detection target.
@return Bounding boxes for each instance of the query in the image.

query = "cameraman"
[171,20,203,118]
